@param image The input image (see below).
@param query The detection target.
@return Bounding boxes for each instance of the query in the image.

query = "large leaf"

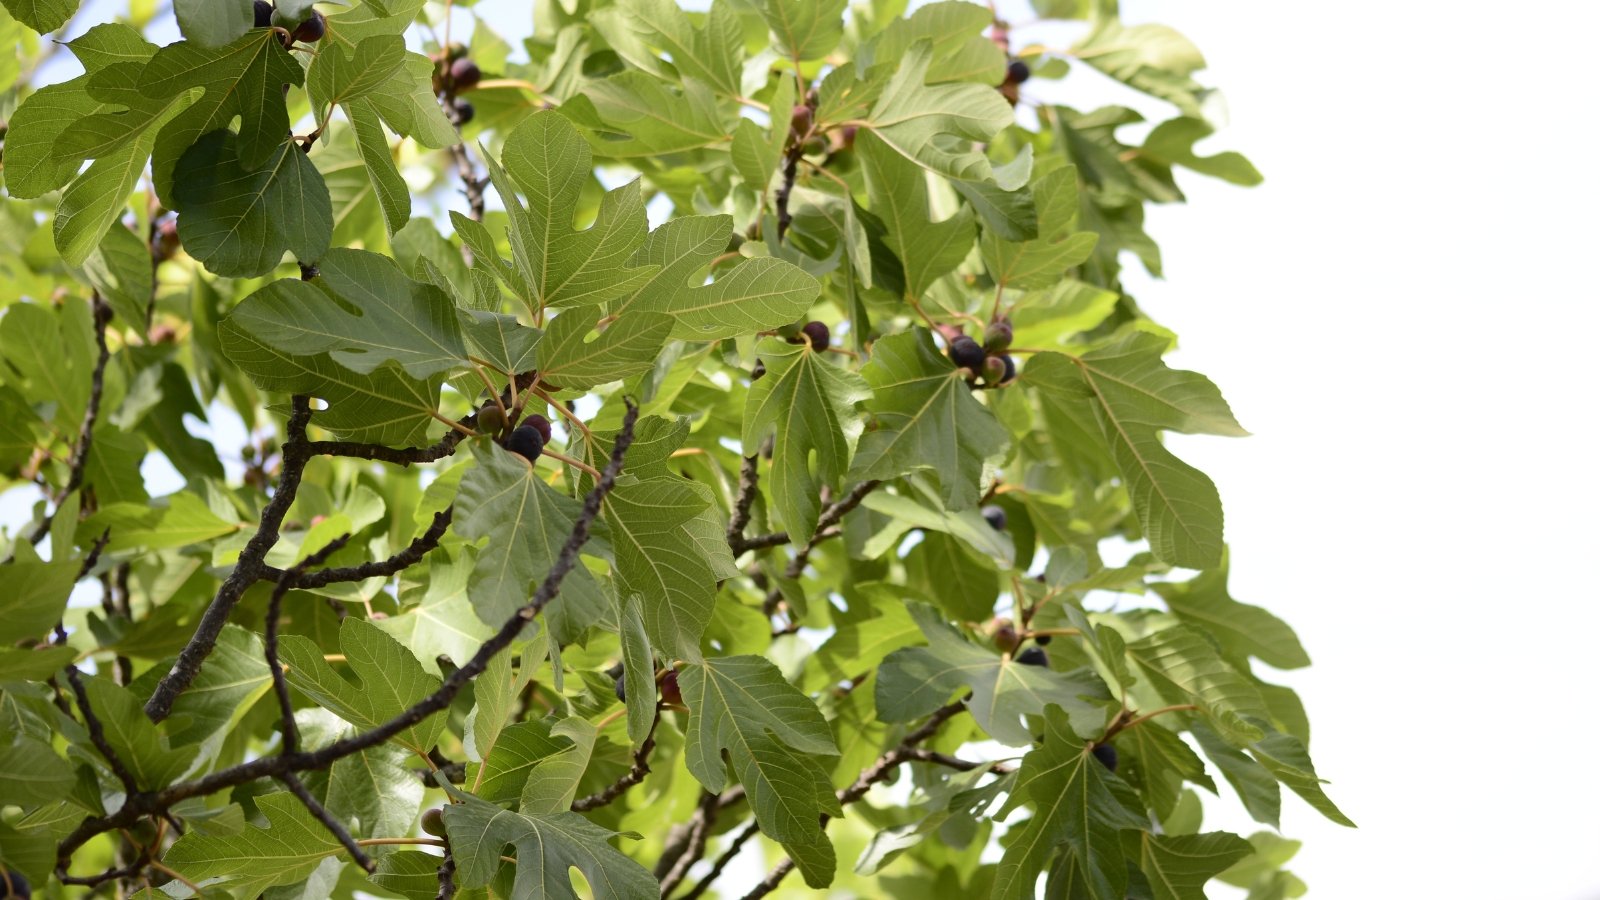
[0,738,74,807]
[495,111,656,311]
[139,29,305,175]
[849,330,1010,511]
[1125,626,1267,746]
[172,130,332,279]
[173,0,252,46]
[277,618,445,756]
[980,166,1099,289]
[1,0,76,32]
[1025,333,1245,568]
[441,791,657,898]
[994,706,1146,900]
[1137,831,1255,900]
[604,476,718,660]
[81,678,200,789]
[860,41,1014,182]
[0,556,78,645]
[742,338,869,540]
[164,793,348,896]
[759,0,847,62]
[454,441,612,643]
[858,130,975,301]
[876,603,1110,746]
[536,306,672,391]
[226,249,468,378]
[1154,557,1310,670]
[680,655,841,886]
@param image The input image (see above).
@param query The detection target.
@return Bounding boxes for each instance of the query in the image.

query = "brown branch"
[56,399,640,867]
[280,770,375,873]
[761,480,880,615]
[436,840,457,900]
[726,454,761,546]
[260,507,453,588]
[144,395,316,721]
[658,791,719,897]
[678,820,761,900]
[570,710,659,812]
[10,294,111,558]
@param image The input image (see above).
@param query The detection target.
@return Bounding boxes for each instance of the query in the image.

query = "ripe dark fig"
[1015,646,1048,667]
[1034,634,1053,646]
[1007,60,1031,85]
[993,621,1020,653]
[993,354,1016,384]
[838,125,858,150]
[984,319,1013,352]
[420,807,447,837]
[504,423,545,462]
[790,103,813,140]
[613,674,627,702]
[0,869,29,898]
[751,359,767,381]
[1091,743,1118,772]
[444,42,467,62]
[522,413,553,444]
[660,669,682,706]
[452,97,475,125]
[982,505,1007,531]
[291,9,325,43]
[798,320,830,351]
[947,335,986,370]
[476,405,507,436]
[254,0,274,28]
[449,57,481,90]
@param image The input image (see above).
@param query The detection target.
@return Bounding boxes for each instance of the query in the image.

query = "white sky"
[7,1,1599,896]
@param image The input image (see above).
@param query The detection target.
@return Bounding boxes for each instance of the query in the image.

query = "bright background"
[6,1,1599,896]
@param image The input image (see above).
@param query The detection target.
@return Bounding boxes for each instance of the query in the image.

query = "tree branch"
[145,396,315,720]
[657,791,719,897]
[570,710,658,812]
[726,455,760,546]
[56,399,641,866]
[260,507,453,588]
[761,480,880,615]
[678,820,760,900]
[10,294,111,557]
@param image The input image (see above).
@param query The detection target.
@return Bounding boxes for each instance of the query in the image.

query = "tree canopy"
[0,0,1347,897]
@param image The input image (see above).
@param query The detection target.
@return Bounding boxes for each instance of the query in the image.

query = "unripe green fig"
[477,405,507,436]
[420,807,447,837]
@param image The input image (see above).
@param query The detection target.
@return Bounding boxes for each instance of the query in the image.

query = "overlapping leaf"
[1026,333,1246,568]
[859,42,1014,182]
[164,793,348,896]
[858,130,975,301]
[172,130,332,279]
[743,338,868,540]
[454,441,612,642]
[441,790,657,898]
[680,655,841,886]
[226,249,467,378]
[277,618,445,755]
[850,330,1010,511]
[994,706,1146,900]
[876,603,1110,746]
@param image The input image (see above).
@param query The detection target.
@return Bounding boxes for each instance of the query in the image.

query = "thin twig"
[761,480,881,615]
[678,820,761,900]
[12,295,111,556]
[280,770,376,872]
[260,507,453,588]
[658,791,719,897]
[570,709,659,812]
